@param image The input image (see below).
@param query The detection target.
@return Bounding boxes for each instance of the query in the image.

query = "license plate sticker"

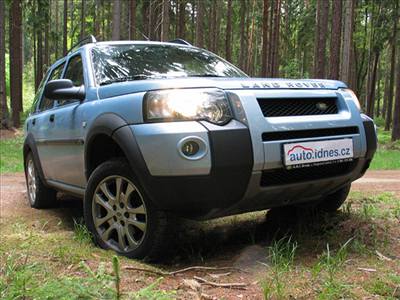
[283,139,354,167]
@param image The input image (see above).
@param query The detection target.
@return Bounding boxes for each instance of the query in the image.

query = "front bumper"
[126,90,377,220]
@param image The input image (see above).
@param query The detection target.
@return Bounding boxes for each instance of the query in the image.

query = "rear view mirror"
[44,79,85,101]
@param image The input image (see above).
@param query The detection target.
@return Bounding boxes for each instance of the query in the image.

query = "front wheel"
[84,159,171,260]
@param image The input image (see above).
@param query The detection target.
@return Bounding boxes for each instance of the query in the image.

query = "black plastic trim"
[262,126,359,141]
[23,133,47,185]
[112,122,254,219]
[362,119,377,159]
[36,138,84,145]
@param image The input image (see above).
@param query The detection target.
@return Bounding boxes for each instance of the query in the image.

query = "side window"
[57,55,84,106]
[64,55,84,86]
[38,63,65,112]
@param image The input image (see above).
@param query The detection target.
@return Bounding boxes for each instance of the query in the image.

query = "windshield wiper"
[99,75,151,86]
[186,74,224,77]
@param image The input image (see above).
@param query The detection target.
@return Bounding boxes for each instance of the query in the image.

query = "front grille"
[260,160,357,187]
[257,97,338,117]
[262,126,359,141]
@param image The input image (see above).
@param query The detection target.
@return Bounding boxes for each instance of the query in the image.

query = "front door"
[46,54,86,187]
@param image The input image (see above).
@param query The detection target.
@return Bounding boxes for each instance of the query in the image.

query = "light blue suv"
[24,37,377,260]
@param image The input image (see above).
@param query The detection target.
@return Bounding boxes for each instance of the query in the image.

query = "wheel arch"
[23,133,47,183]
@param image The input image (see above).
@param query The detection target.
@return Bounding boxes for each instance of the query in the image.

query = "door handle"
[32,118,36,126]
[49,114,55,122]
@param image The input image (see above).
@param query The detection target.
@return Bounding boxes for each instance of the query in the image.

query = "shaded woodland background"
[0,0,399,140]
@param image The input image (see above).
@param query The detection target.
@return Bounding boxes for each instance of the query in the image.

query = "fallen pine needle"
[376,250,392,261]
[123,265,246,276]
[357,267,376,272]
[193,276,248,290]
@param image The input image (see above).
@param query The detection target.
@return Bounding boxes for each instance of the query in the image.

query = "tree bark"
[239,0,247,71]
[329,0,342,79]
[271,0,281,77]
[80,0,86,39]
[0,0,9,128]
[385,8,398,131]
[9,0,23,128]
[366,51,380,117]
[177,0,186,39]
[94,0,100,38]
[195,0,204,48]
[313,0,329,78]
[129,0,136,40]
[112,0,121,40]
[208,0,217,51]
[161,0,170,41]
[341,0,355,87]
[392,45,400,140]
[225,0,233,62]
[260,0,269,77]
[63,0,68,54]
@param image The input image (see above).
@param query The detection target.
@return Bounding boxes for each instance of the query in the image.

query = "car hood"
[97,77,347,99]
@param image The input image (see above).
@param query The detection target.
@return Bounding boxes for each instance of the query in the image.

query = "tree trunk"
[195,0,204,48]
[329,0,342,79]
[246,0,256,75]
[366,51,380,118]
[385,8,398,131]
[129,0,136,40]
[9,0,23,128]
[63,0,68,54]
[341,0,355,87]
[313,0,329,78]
[0,0,9,128]
[112,0,121,40]
[80,0,86,39]
[161,0,170,41]
[225,0,233,62]
[208,0,216,51]
[239,0,247,71]
[142,0,149,38]
[382,59,390,118]
[214,0,221,54]
[177,0,186,39]
[44,3,49,69]
[94,0,100,38]
[271,0,281,77]
[260,0,269,77]
[392,47,400,140]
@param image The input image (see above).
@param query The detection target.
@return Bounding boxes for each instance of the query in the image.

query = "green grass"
[369,128,400,170]
[0,134,24,173]
[370,150,400,169]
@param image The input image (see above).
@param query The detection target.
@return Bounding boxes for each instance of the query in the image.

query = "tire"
[24,152,57,208]
[316,184,351,212]
[84,158,171,260]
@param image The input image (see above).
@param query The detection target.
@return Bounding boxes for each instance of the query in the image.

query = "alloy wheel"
[92,175,147,252]
[27,159,37,204]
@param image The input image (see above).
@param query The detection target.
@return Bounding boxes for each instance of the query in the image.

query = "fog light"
[181,141,200,157]
[177,136,208,160]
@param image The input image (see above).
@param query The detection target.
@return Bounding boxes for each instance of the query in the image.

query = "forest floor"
[1,128,400,299]
[1,171,400,299]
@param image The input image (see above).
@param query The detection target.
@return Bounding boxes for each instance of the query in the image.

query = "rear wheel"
[25,152,57,208]
[84,159,171,260]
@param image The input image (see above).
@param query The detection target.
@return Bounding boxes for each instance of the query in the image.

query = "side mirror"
[44,79,85,101]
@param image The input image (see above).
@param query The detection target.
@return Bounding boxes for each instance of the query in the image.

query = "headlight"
[144,88,232,125]
[340,88,361,111]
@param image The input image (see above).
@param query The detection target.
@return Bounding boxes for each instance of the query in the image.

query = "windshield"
[91,44,247,85]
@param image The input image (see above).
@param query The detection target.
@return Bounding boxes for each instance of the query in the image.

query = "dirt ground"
[1,171,400,299]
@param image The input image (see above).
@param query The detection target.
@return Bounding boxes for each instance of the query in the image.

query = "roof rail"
[168,39,192,46]
[67,35,97,54]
